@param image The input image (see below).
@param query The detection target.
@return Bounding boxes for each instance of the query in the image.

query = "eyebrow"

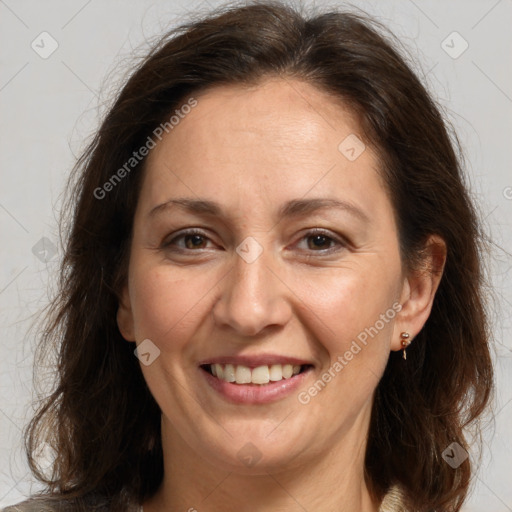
[148,197,369,223]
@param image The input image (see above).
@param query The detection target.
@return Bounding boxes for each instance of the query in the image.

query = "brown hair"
[25,1,493,510]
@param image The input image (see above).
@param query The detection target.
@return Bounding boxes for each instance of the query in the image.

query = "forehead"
[139,78,389,220]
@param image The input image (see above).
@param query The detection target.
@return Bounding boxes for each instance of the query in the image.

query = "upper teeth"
[210,363,302,384]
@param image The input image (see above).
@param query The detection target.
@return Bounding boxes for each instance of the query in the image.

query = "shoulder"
[2,499,59,512]
[2,491,142,512]
[2,498,59,512]
[1,495,111,512]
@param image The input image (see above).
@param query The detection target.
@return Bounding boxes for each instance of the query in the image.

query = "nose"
[212,246,292,337]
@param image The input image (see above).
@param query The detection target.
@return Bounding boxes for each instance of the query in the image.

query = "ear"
[117,284,136,342]
[391,235,447,352]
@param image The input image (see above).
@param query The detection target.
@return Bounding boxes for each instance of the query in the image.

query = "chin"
[194,425,310,474]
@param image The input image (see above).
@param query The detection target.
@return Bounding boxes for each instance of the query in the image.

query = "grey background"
[1,0,511,509]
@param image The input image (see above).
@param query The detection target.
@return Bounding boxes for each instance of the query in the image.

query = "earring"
[400,332,411,360]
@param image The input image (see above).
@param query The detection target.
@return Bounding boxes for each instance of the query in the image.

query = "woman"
[4,1,493,511]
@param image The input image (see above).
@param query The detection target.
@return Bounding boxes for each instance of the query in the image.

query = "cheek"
[129,264,212,347]
[292,260,400,358]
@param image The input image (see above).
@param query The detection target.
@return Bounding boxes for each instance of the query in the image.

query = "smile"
[199,359,314,404]
[203,363,308,384]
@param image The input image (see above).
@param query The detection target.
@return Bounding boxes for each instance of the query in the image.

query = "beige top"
[379,485,408,511]
[2,486,407,511]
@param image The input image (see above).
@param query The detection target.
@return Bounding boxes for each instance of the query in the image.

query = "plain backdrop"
[1,0,511,510]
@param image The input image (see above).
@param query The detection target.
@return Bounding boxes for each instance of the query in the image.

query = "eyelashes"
[161,227,348,256]
[295,229,343,252]
[165,229,213,250]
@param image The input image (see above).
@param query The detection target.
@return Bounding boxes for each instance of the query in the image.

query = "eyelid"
[161,227,349,255]
[291,228,348,254]
[162,228,218,250]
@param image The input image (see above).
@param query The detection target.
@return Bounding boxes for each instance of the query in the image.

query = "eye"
[162,229,216,251]
[295,229,346,254]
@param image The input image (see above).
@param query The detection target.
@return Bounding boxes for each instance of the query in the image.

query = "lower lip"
[200,366,313,404]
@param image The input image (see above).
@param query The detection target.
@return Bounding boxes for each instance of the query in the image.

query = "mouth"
[198,358,314,404]
[200,362,313,385]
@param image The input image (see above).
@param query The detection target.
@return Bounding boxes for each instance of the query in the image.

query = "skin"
[117,78,446,512]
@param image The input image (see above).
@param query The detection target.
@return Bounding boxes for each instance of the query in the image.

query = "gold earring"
[400,332,411,360]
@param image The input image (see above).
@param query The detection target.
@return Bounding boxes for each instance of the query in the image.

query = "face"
[117,78,410,473]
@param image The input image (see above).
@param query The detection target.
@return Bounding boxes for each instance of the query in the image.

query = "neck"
[144,411,380,512]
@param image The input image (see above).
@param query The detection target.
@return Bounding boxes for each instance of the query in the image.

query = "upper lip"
[198,354,314,368]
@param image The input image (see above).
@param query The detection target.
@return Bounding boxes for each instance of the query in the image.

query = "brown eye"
[162,229,215,251]
[306,234,334,250]
[293,229,346,256]
[184,234,207,249]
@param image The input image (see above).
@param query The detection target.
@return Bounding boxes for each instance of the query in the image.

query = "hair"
[25,1,493,511]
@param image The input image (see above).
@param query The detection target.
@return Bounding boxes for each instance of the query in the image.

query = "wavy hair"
[25,1,493,510]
